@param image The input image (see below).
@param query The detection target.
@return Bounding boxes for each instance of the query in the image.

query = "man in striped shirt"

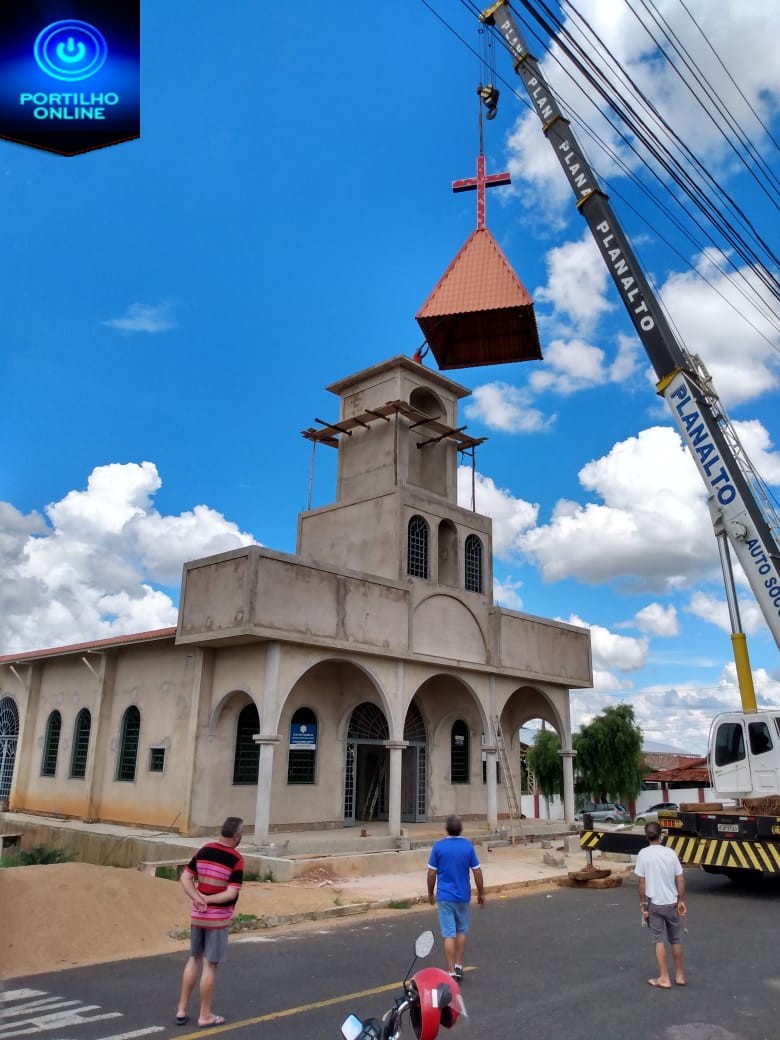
[175,817,244,1027]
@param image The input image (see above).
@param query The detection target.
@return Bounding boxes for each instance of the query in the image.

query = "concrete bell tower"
[298,356,493,600]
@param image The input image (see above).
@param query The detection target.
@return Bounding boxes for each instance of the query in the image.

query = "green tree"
[526,728,563,799]
[573,704,644,804]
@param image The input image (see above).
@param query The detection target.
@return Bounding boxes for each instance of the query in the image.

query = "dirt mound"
[0,862,361,981]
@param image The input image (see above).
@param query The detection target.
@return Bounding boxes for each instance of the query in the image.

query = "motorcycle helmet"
[409,967,466,1040]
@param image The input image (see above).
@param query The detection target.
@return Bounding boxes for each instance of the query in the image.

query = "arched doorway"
[0,697,19,809]
[344,702,389,825]
[402,700,427,823]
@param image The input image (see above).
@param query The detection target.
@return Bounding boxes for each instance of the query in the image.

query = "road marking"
[0,1000,81,1021]
[179,969,475,1039]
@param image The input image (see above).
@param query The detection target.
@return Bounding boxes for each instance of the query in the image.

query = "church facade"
[0,357,592,838]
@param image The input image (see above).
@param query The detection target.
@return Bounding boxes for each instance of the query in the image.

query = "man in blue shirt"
[427,814,485,981]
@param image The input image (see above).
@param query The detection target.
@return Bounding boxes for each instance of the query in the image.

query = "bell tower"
[298,356,492,599]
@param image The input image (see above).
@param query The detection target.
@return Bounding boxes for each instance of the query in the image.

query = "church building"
[0,355,591,838]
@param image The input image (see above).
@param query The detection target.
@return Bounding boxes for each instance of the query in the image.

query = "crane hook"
[477,83,500,120]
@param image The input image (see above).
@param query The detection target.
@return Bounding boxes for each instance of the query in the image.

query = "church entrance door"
[344,702,389,826]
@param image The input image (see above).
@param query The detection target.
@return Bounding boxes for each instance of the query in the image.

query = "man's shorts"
[190,925,229,963]
[437,901,471,939]
[648,902,682,945]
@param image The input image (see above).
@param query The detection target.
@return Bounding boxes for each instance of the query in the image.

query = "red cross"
[452,153,511,230]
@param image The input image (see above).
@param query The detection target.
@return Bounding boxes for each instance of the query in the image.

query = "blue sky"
[1,1,779,755]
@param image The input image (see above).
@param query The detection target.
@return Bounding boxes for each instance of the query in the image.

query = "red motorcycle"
[340,930,467,1040]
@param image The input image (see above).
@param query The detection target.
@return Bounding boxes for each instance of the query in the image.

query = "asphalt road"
[3,869,780,1040]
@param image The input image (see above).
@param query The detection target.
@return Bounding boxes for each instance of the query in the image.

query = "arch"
[347,702,389,740]
[438,519,458,587]
[402,699,428,822]
[345,701,390,824]
[464,534,483,594]
[116,706,140,782]
[407,515,429,579]
[41,710,62,777]
[451,719,470,783]
[0,697,19,805]
[409,386,443,419]
[412,594,487,663]
[209,686,257,736]
[288,706,317,784]
[408,388,447,495]
[70,708,91,779]
[233,703,260,785]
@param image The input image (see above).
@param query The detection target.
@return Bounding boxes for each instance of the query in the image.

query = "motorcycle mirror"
[341,1014,363,1040]
[415,930,434,959]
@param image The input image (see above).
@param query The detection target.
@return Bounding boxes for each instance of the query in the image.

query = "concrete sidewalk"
[225,837,635,934]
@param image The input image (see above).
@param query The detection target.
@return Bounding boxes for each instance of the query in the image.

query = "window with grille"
[451,719,470,783]
[149,747,166,773]
[464,534,483,593]
[288,707,317,784]
[116,706,141,782]
[41,710,61,777]
[407,515,429,579]
[233,703,260,784]
[69,708,91,779]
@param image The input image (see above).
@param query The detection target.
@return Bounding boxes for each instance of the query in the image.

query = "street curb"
[179,866,634,939]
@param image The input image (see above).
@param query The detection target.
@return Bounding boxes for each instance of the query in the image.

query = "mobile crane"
[479,1,780,877]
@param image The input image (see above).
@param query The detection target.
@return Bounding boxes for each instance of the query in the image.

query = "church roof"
[416,227,543,370]
[0,627,177,663]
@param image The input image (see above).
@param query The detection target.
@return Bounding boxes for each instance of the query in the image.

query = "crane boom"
[481,1,780,653]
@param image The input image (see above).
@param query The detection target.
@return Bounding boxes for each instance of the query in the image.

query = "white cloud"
[493,575,524,612]
[504,1,780,218]
[463,382,554,433]
[103,302,176,333]
[634,602,679,637]
[572,661,780,755]
[660,254,780,407]
[457,466,538,559]
[686,589,767,637]
[528,337,608,396]
[534,234,614,332]
[518,425,718,589]
[0,462,256,655]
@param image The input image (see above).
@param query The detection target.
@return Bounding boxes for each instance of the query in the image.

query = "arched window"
[407,515,429,579]
[116,706,140,781]
[451,719,470,783]
[233,703,260,785]
[288,707,317,784]
[70,708,91,779]
[41,710,61,777]
[0,697,20,806]
[464,534,483,593]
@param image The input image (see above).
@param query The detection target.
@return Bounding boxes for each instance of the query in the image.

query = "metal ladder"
[493,716,526,845]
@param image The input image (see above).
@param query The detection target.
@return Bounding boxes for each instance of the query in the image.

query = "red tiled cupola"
[416,151,543,371]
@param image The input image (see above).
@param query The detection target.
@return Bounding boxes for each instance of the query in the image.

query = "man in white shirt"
[634,820,687,989]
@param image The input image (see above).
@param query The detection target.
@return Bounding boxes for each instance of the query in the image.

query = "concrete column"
[179,648,214,835]
[253,735,281,842]
[559,748,576,824]
[484,747,498,829]
[385,740,408,837]
[84,652,117,823]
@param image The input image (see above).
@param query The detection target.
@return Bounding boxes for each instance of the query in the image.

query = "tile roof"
[0,627,178,664]
[416,227,542,370]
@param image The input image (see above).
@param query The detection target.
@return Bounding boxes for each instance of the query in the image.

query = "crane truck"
[479,1,780,878]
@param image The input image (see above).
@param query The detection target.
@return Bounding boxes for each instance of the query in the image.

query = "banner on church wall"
[0,0,140,156]
[290,724,317,750]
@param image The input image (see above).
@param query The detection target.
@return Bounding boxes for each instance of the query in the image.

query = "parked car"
[574,801,631,823]
[635,801,679,825]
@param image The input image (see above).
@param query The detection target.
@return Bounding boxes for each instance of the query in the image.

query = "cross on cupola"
[452,153,511,230]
